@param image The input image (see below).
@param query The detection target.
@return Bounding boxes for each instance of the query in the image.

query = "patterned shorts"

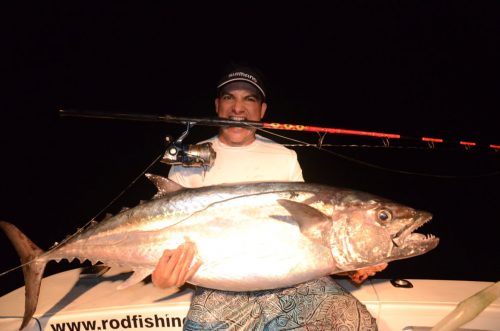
[184,276,377,331]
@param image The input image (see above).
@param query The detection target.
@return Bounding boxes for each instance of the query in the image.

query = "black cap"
[217,64,266,100]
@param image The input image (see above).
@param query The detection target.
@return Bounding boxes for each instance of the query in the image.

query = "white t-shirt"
[168,135,304,188]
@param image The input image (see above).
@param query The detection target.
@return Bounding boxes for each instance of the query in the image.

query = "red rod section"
[422,137,444,143]
[263,122,500,150]
[460,141,477,146]
[263,123,401,139]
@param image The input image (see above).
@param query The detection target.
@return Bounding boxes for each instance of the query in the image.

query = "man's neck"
[217,134,257,147]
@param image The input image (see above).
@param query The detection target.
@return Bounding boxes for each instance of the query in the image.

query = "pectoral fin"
[116,268,152,290]
[276,199,332,247]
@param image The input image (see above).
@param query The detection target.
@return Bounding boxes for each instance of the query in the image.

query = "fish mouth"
[391,211,439,256]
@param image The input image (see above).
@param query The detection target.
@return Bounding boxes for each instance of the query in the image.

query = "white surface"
[0,267,498,331]
[368,279,500,330]
[0,267,192,331]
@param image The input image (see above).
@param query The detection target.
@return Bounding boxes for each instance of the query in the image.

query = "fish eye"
[377,209,392,222]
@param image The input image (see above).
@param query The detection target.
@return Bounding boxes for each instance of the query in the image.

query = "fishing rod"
[58,108,500,248]
[59,108,500,150]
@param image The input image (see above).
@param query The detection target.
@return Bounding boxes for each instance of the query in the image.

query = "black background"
[1,2,499,296]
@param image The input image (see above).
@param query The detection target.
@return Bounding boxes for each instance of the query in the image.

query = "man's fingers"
[152,242,202,289]
[186,259,202,282]
[351,273,368,284]
[358,274,368,283]
[152,246,184,288]
[176,243,197,287]
[167,245,186,286]
[152,249,176,287]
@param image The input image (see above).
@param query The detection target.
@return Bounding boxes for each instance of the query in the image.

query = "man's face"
[215,85,267,146]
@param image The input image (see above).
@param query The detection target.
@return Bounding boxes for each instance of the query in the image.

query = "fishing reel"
[161,122,216,167]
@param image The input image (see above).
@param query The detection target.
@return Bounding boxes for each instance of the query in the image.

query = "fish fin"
[0,221,47,330]
[116,268,152,290]
[145,173,184,198]
[276,199,332,246]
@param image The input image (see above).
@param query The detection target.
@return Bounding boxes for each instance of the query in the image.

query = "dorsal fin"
[276,199,332,247]
[145,173,184,198]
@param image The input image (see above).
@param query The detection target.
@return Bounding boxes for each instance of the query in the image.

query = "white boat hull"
[0,267,498,331]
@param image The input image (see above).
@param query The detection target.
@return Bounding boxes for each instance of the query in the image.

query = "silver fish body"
[1,179,439,329]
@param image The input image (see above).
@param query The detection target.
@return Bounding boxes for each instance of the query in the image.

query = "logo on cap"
[228,72,258,84]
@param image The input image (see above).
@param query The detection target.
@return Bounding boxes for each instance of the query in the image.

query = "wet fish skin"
[0,179,439,330]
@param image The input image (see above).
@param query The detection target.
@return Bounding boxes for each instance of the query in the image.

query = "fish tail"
[0,221,47,330]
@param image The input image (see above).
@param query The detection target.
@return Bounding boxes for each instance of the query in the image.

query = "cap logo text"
[228,72,258,83]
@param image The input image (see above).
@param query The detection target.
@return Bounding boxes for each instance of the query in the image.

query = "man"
[152,64,385,330]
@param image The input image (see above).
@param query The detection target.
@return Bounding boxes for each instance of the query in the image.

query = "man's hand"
[341,263,388,285]
[152,242,201,289]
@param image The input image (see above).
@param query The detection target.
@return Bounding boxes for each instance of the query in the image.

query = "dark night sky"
[1,2,499,296]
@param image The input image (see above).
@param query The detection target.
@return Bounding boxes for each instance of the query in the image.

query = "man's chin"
[219,128,256,146]
[226,126,251,133]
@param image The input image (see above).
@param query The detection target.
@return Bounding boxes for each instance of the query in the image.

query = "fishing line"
[0,152,166,277]
[254,126,500,179]
[261,120,500,152]
[72,151,165,232]
[57,109,500,178]
[0,263,25,276]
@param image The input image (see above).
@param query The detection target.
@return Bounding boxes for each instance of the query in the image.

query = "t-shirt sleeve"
[289,152,304,182]
[167,165,183,185]
[167,165,201,188]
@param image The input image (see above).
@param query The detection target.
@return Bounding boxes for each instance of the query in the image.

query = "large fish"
[1,176,439,330]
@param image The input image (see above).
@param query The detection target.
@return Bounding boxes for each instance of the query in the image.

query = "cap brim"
[218,79,266,98]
